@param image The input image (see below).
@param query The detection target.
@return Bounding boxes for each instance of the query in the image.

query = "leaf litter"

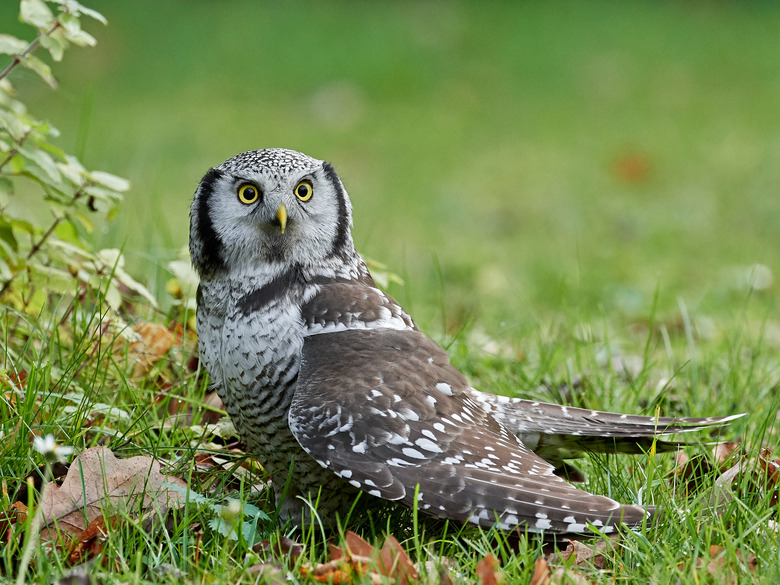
[3,446,187,567]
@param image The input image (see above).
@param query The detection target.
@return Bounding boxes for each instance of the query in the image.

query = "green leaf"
[59,13,96,47]
[0,34,29,56]
[0,257,13,281]
[29,260,75,292]
[0,109,31,142]
[38,140,67,160]
[84,184,121,203]
[89,170,130,192]
[62,28,96,48]
[20,0,55,29]
[0,175,13,195]
[97,248,157,307]
[55,217,83,243]
[19,54,57,88]
[0,216,18,253]
[56,155,86,184]
[72,211,93,234]
[21,167,70,198]
[39,30,66,62]
[19,146,61,183]
[8,154,25,174]
[49,0,107,24]
[10,218,36,235]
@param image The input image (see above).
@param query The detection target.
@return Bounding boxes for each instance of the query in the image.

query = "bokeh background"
[3,0,779,334]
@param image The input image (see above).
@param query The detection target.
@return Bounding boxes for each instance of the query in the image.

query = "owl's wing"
[289,326,650,534]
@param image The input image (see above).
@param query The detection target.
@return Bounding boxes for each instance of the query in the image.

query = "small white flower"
[33,434,73,463]
[219,499,242,523]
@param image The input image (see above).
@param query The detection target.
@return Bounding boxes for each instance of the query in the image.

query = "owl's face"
[190,149,355,277]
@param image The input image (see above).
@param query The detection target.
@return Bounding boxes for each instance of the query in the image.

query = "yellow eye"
[238,184,260,204]
[294,180,313,201]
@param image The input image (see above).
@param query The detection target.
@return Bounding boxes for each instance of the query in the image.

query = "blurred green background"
[3,0,779,332]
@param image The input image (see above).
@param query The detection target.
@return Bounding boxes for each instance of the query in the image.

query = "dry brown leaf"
[550,538,618,569]
[528,557,551,585]
[345,530,375,560]
[712,448,780,511]
[671,452,715,496]
[714,441,741,467]
[305,559,358,584]
[302,532,417,585]
[377,535,417,585]
[0,501,28,542]
[66,515,118,565]
[246,562,289,584]
[683,544,759,584]
[38,446,187,540]
[201,390,226,424]
[253,535,305,563]
[328,541,346,561]
[476,554,503,585]
[437,566,455,585]
[548,567,593,585]
[128,321,174,378]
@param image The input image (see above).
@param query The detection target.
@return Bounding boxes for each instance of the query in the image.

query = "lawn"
[1,1,779,583]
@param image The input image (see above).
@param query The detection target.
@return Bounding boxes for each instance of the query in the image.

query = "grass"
[1,0,779,583]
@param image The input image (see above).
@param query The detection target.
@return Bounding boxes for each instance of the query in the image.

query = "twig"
[0,184,89,297]
[0,22,62,84]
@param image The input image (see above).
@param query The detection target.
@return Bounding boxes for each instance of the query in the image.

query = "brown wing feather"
[289,328,649,534]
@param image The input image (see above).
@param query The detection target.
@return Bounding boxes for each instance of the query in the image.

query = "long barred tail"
[468,389,744,479]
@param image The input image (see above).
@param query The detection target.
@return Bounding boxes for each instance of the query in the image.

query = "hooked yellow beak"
[276,203,287,234]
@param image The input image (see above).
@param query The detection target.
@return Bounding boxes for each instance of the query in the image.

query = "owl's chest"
[222,299,304,395]
[198,279,307,413]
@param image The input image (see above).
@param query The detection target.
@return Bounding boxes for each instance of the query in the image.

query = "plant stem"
[0,184,88,297]
[14,463,50,585]
[0,22,62,84]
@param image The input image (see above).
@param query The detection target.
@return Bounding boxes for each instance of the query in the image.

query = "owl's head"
[189,149,355,277]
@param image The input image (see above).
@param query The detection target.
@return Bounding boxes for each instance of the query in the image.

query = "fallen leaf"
[328,541,346,561]
[714,442,741,467]
[476,554,503,585]
[14,462,70,505]
[253,535,305,562]
[712,448,780,512]
[685,544,758,585]
[246,562,289,584]
[1,369,28,391]
[438,566,455,585]
[66,515,117,565]
[550,538,618,569]
[758,448,780,484]
[306,559,357,584]
[201,390,225,424]
[671,452,715,496]
[0,501,28,542]
[127,321,174,378]
[38,446,187,540]
[528,557,550,585]
[345,530,375,560]
[377,535,417,585]
[302,532,417,585]
[549,567,593,584]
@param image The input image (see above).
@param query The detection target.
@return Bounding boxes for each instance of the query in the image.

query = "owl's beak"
[276,204,287,234]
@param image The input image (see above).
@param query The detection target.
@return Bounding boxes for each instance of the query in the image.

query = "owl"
[189,148,739,535]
